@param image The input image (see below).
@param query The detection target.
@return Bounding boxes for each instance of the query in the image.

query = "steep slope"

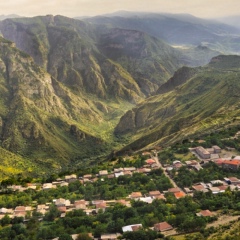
[0,15,181,98]
[98,28,181,95]
[0,36,134,177]
[115,55,240,152]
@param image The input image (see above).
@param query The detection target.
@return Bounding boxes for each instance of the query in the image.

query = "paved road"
[152,153,178,188]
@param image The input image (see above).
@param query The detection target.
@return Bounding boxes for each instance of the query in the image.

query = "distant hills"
[0,13,239,177]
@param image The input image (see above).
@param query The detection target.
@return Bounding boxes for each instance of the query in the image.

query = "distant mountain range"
[0,12,239,177]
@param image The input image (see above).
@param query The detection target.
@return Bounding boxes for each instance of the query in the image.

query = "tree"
[59,233,72,240]
[1,214,11,226]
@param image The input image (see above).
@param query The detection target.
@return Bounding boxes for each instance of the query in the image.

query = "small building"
[114,172,124,178]
[154,222,173,232]
[74,200,88,210]
[213,145,221,153]
[145,159,155,165]
[197,210,213,217]
[100,233,121,240]
[168,187,181,193]
[149,191,161,198]
[174,191,186,199]
[228,177,240,185]
[65,174,77,182]
[130,192,142,200]
[195,146,211,159]
[122,224,142,232]
[99,170,108,176]
[222,160,240,171]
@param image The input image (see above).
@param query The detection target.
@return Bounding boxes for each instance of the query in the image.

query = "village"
[1,140,240,240]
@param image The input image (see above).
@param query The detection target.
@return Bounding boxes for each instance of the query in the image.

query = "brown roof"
[154,222,173,232]
[96,202,107,209]
[192,184,205,191]
[168,187,181,193]
[131,225,142,231]
[57,206,67,213]
[149,190,161,197]
[199,210,213,217]
[15,206,26,211]
[130,192,142,198]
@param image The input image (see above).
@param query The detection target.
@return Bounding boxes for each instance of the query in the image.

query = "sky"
[0,0,240,19]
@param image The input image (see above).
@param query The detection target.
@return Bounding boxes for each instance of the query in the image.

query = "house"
[192,184,208,192]
[139,197,153,204]
[37,204,48,215]
[228,177,240,185]
[213,145,221,153]
[74,200,88,210]
[107,174,115,179]
[149,190,161,198]
[0,208,13,215]
[99,170,108,176]
[96,202,107,212]
[168,187,181,193]
[57,206,67,213]
[42,183,56,190]
[65,174,77,182]
[154,222,173,232]
[122,224,142,232]
[174,191,186,199]
[209,187,220,194]
[114,168,124,173]
[123,167,136,172]
[197,210,213,217]
[130,192,142,200]
[222,160,240,171]
[54,198,71,207]
[137,168,151,174]
[100,233,121,240]
[145,159,155,165]
[195,146,211,159]
[14,206,26,217]
[83,174,92,179]
[114,171,124,178]
[60,182,69,187]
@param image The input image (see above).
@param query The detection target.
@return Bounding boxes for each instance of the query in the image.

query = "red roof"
[222,160,240,166]
[174,191,186,199]
[154,222,173,232]
[145,159,155,164]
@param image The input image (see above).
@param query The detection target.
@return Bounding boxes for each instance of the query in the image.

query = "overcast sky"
[0,0,239,18]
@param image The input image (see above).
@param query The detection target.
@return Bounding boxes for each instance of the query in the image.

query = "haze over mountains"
[0,12,240,177]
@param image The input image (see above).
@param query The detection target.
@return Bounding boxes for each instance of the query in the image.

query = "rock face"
[0,36,109,173]
[0,15,181,100]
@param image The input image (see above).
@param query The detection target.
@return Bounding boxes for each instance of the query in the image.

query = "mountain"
[114,55,240,153]
[0,36,116,176]
[83,12,240,53]
[0,15,184,177]
[0,15,181,98]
